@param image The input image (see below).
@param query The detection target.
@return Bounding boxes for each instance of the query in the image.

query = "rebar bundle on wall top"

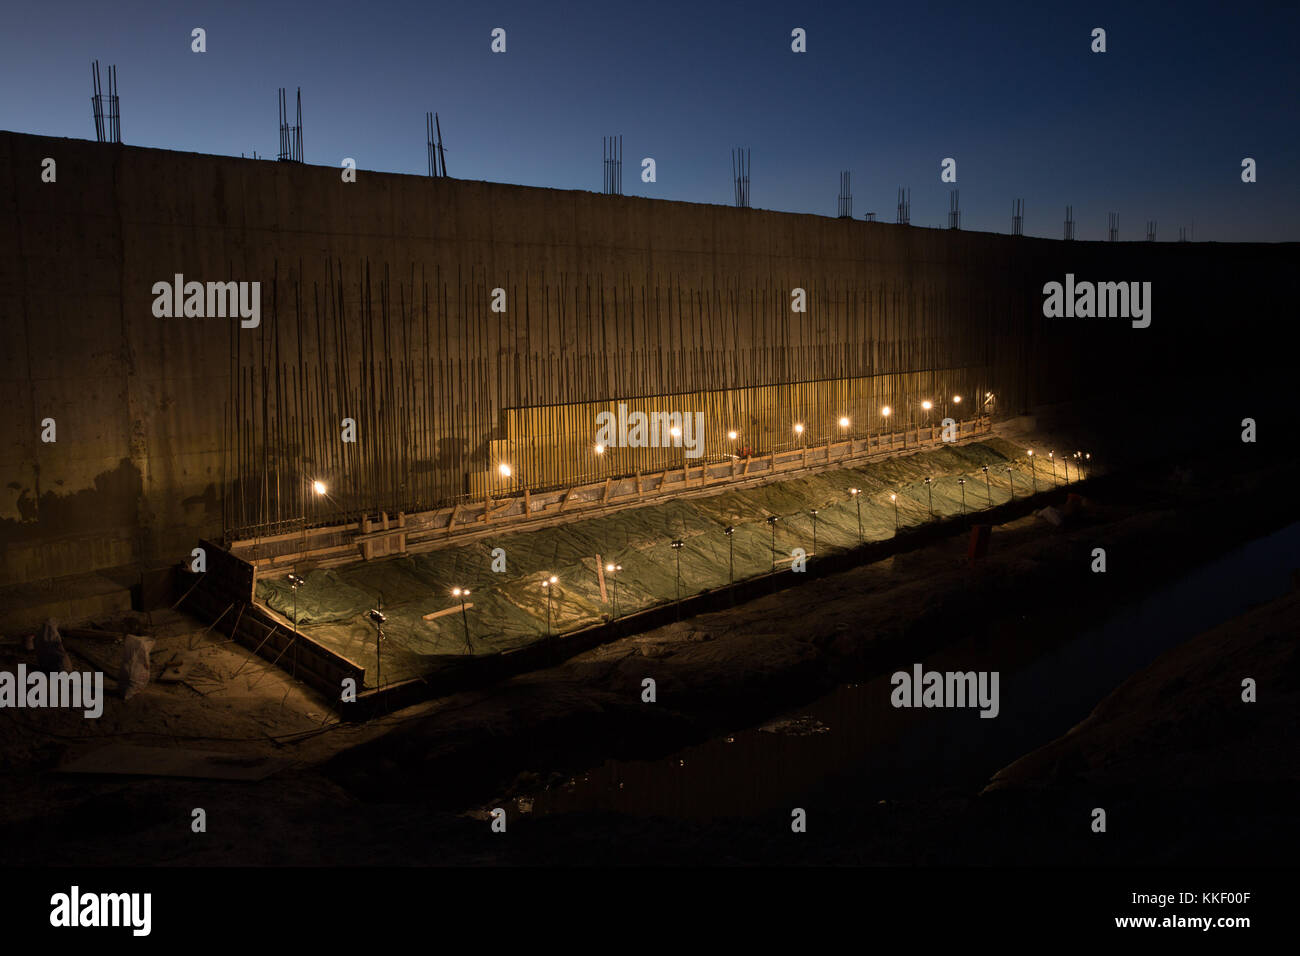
[90,60,121,144]
[278,87,303,163]
[732,148,750,208]
[427,112,447,177]
[223,259,1025,542]
[603,135,622,195]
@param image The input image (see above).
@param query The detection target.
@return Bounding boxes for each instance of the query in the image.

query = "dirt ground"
[0,423,1295,865]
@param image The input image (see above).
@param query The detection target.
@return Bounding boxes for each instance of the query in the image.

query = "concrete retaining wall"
[1,130,1291,589]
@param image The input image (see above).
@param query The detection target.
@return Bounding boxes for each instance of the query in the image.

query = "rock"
[1035,506,1064,527]
[119,635,155,700]
[758,715,830,736]
[35,619,71,672]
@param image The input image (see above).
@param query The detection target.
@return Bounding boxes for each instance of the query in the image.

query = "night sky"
[3,0,1297,241]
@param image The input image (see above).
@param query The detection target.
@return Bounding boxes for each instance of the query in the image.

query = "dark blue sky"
[4,0,1298,240]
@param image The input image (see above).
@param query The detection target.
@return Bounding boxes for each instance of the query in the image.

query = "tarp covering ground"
[257,438,1077,686]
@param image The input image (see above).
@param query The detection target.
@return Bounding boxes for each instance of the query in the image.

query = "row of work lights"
[502,393,992,481]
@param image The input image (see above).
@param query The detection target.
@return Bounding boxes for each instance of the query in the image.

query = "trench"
[503,520,1300,821]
